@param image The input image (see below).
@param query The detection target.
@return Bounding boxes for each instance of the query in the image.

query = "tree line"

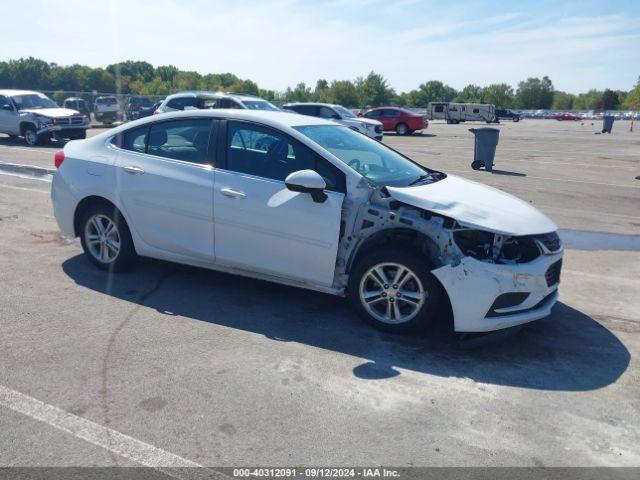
[1,57,638,110]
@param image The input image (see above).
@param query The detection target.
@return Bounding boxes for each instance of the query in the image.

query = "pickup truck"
[94,96,120,124]
[0,89,90,146]
[494,109,521,122]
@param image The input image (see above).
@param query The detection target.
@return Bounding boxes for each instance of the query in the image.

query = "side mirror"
[2,104,13,111]
[331,113,341,120]
[285,170,327,203]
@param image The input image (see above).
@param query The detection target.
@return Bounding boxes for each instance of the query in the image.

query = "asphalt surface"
[0,120,639,470]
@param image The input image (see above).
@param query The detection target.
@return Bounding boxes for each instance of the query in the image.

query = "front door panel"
[213,169,343,286]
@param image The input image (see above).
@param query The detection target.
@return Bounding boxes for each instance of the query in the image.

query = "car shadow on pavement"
[62,255,630,392]
[490,169,527,177]
[0,137,62,148]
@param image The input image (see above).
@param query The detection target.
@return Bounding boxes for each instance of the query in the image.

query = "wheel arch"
[19,121,37,135]
[73,195,125,237]
[346,226,454,331]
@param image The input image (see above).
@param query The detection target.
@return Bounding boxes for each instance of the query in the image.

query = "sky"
[3,0,639,94]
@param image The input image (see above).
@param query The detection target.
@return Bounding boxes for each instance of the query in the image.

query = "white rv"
[427,102,495,124]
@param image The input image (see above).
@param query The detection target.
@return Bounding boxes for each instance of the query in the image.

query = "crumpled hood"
[386,174,557,236]
[21,108,80,118]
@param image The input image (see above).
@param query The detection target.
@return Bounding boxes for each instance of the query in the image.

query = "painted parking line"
[0,384,228,479]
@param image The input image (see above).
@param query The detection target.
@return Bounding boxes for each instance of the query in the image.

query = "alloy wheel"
[359,262,426,324]
[84,214,121,264]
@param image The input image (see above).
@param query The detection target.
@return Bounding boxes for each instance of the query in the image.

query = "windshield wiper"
[408,174,431,186]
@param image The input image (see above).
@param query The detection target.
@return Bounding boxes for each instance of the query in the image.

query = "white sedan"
[51,109,563,334]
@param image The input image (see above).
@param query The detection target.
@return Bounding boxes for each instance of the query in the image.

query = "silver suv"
[155,91,280,114]
[282,103,383,140]
[0,90,90,146]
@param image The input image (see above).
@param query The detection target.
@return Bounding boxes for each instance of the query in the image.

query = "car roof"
[368,106,403,110]
[0,89,44,97]
[165,91,267,102]
[283,102,341,108]
[107,109,338,135]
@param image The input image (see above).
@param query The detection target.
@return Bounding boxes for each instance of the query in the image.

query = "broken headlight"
[454,229,542,263]
[453,229,495,260]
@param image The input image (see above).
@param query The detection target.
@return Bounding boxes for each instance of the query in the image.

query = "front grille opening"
[486,292,530,317]
[545,260,562,286]
[486,290,557,318]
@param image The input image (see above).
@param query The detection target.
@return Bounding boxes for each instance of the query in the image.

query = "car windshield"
[242,100,279,111]
[295,125,442,187]
[11,94,58,110]
[334,105,357,118]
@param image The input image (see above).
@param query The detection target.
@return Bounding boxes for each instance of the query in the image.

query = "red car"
[362,107,428,135]
[554,113,580,121]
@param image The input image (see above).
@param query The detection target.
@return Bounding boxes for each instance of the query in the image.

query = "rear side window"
[112,125,148,153]
[147,119,213,164]
[434,105,444,113]
[318,106,336,119]
[473,108,480,113]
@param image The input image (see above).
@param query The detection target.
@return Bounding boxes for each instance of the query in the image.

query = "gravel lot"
[0,119,639,470]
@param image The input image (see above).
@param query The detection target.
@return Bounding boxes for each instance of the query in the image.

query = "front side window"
[365,110,381,118]
[286,105,316,116]
[242,100,279,111]
[167,97,197,110]
[333,106,356,118]
[226,122,345,192]
[295,125,438,188]
[318,106,337,119]
[0,95,13,110]
[383,109,401,117]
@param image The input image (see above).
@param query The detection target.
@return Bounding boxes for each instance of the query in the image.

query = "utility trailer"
[427,102,496,124]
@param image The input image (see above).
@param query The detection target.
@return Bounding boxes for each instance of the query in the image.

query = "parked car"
[362,107,427,135]
[138,101,161,119]
[155,91,279,114]
[494,109,521,122]
[63,97,91,117]
[125,96,152,120]
[94,96,120,124]
[51,110,563,334]
[554,113,580,121]
[282,102,383,140]
[0,89,90,145]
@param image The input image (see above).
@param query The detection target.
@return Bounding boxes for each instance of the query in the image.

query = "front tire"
[23,126,41,146]
[395,123,409,135]
[80,204,137,272]
[348,248,442,333]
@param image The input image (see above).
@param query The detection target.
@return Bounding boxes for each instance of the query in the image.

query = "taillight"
[54,150,65,168]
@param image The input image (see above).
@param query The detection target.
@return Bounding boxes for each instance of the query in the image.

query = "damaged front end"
[336,179,563,333]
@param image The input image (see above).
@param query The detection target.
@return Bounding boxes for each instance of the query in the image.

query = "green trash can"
[469,128,500,172]
[602,116,615,134]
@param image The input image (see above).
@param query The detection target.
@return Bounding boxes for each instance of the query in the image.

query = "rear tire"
[513,117,520,122]
[471,160,483,170]
[79,203,137,272]
[348,247,442,333]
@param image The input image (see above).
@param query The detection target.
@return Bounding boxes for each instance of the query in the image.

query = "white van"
[427,102,495,124]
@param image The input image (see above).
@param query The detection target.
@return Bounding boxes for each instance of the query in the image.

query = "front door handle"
[220,188,246,199]
[123,165,145,175]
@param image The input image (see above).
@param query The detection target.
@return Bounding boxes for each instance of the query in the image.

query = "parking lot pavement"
[1,120,639,469]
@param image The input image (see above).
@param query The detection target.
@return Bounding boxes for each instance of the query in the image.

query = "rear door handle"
[123,165,145,175]
[220,188,246,199]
